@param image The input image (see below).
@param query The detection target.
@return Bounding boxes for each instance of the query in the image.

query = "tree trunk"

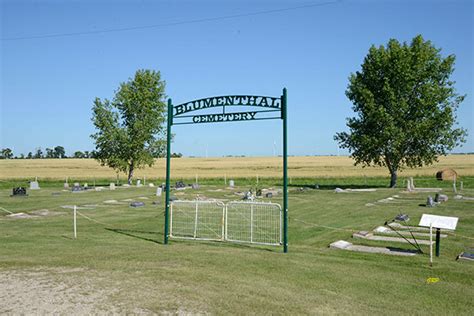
[390,170,397,188]
[128,162,134,185]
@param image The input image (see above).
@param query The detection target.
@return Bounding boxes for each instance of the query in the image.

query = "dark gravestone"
[175,181,186,189]
[457,252,474,261]
[265,192,273,198]
[395,214,409,222]
[130,201,145,207]
[71,185,84,192]
[11,187,27,197]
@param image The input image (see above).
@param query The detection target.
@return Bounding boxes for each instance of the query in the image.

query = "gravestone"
[11,187,27,197]
[137,180,142,187]
[434,193,448,203]
[395,214,409,222]
[192,183,200,189]
[265,192,273,198]
[156,187,162,196]
[64,182,69,189]
[71,185,83,192]
[84,183,88,189]
[229,180,235,188]
[426,196,435,207]
[30,181,40,190]
[110,183,116,190]
[74,182,80,187]
[148,183,154,187]
[175,181,186,189]
[243,190,254,201]
[130,201,145,207]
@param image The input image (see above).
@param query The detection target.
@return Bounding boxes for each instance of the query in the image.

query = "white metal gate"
[170,200,282,246]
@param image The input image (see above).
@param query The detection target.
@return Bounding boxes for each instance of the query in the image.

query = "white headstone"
[64,182,69,189]
[229,180,234,188]
[137,180,142,187]
[156,187,162,196]
[110,183,116,190]
[30,181,40,190]
[148,183,154,187]
[74,182,80,187]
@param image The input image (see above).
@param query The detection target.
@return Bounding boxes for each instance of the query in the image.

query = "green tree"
[27,152,33,159]
[45,148,54,158]
[54,146,66,158]
[33,148,43,159]
[91,69,167,184]
[0,148,13,159]
[73,151,85,158]
[335,35,467,187]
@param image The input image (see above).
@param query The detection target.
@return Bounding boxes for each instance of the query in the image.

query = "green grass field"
[1,178,473,314]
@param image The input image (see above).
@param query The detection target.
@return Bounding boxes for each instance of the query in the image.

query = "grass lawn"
[1,180,473,314]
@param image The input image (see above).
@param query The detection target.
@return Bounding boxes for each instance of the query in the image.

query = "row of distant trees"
[0,147,182,159]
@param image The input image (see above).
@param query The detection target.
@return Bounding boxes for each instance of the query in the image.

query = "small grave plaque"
[11,187,27,197]
[265,192,273,198]
[30,181,40,190]
[110,183,116,190]
[64,183,69,189]
[229,180,235,188]
[156,187,162,196]
[192,183,200,189]
[136,180,142,187]
[130,201,145,207]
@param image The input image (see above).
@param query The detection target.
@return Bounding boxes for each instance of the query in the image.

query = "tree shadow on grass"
[106,228,163,244]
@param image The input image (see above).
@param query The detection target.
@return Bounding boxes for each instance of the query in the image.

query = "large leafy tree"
[91,69,167,184]
[335,35,467,187]
[0,148,13,159]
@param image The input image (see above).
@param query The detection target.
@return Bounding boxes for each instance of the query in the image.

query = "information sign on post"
[419,214,458,260]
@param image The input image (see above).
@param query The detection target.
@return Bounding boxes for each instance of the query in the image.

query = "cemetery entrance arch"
[164,89,288,253]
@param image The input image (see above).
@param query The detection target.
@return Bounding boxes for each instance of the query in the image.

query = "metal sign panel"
[172,95,282,125]
[419,214,459,230]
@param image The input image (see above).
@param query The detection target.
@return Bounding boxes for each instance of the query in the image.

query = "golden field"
[0,155,472,180]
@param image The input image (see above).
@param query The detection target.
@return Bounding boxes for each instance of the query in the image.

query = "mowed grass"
[0,154,473,180]
[1,182,473,314]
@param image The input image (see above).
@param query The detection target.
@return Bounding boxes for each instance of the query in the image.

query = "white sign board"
[419,214,458,230]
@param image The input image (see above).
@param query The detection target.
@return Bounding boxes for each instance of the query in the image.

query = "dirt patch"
[0,268,121,314]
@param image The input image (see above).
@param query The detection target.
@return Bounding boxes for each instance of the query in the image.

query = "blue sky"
[1,0,473,157]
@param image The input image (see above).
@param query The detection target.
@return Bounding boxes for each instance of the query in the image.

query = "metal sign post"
[164,89,289,253]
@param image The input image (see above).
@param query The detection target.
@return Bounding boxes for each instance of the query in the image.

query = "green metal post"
[282,88,288,253]
[164,98,173,244]
[435,228,441,257]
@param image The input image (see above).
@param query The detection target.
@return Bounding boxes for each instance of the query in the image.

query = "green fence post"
[164,98,173,245]
[282,88,288,253]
